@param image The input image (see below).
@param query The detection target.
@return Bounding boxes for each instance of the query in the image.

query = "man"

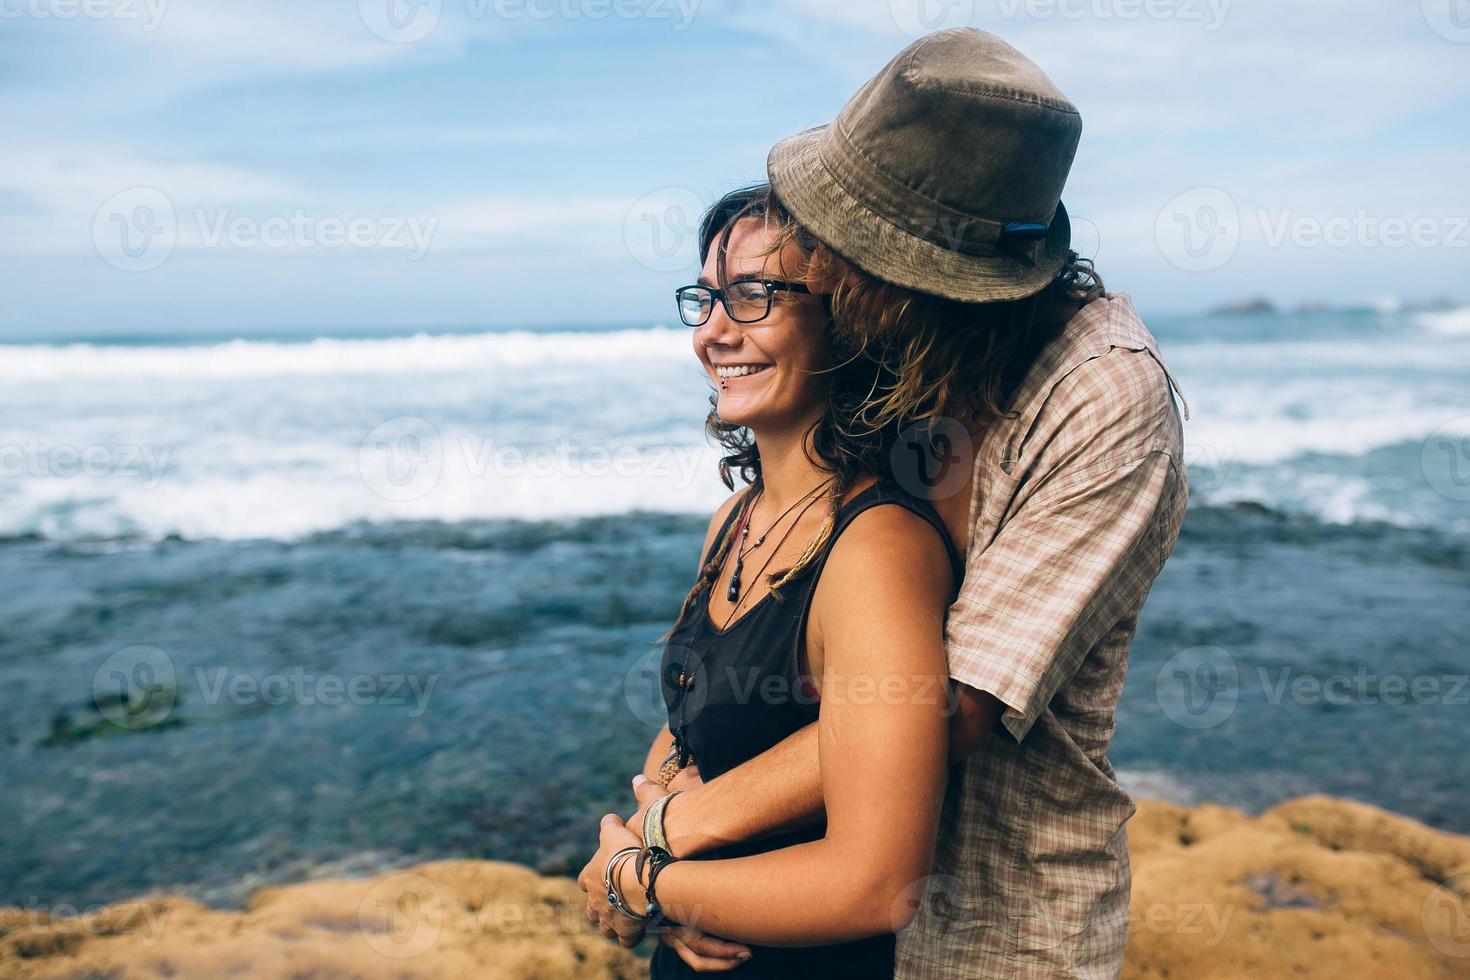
[605,28,1188,978]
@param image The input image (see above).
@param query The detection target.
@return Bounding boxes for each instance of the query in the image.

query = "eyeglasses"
[673,278,812,328]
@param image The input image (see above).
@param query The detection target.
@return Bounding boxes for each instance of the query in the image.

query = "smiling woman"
[577,180,966,977]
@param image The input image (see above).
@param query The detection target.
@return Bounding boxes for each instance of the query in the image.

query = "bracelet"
[642,791,679,854]
[603,846,646,922]
[639,845,678,917]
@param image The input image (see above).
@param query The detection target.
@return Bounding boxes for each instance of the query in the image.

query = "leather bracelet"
[642,791,679,854]
[642,846,678,917]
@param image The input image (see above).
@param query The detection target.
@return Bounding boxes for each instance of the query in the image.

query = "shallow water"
[2,503,1466,909]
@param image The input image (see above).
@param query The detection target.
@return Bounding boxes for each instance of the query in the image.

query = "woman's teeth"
[715,365,770,379]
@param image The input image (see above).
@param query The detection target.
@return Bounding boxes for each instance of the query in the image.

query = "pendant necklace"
[659,486,832,786]
[727,477,834,603]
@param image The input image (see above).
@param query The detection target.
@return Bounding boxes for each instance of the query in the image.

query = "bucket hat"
[767,28,1081,303]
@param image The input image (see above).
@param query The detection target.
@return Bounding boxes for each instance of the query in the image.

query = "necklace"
[727,477,833,602]
[658,486,833,786]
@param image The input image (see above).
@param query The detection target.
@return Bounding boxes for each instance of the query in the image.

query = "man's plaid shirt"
[895,292,1189,980]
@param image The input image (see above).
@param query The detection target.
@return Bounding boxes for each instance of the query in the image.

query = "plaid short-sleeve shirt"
[894,292,1189,980]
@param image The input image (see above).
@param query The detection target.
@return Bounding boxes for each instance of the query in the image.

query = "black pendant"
[726,555,743,602]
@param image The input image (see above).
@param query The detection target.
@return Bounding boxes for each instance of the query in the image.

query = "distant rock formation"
[1207,297,1278,316]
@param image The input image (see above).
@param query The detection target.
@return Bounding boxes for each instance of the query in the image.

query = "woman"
[579,182,964,978]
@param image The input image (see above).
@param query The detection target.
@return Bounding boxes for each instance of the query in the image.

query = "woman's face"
[691,218,830,434]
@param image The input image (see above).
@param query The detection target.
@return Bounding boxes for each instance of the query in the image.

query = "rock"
[5,796,1469,978]
[1123,796,1470,979]
[1207,297,1278,316]
[0,860,643,979]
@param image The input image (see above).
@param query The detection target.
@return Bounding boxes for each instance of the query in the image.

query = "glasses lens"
[677,288,712,326]
[725,280,771,322]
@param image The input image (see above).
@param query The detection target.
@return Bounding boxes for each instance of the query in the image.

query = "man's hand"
[623,768,755,972]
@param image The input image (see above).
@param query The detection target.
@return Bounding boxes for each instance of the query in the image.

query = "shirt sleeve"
[945,350,1187,743]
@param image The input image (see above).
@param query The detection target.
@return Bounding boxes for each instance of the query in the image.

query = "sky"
[1,0,1467,338]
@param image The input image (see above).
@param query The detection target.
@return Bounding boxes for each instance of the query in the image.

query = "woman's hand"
[577,814,649,948]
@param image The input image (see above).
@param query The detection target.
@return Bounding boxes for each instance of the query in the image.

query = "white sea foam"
[3,324,1466,542]
[0,327,692,382]
[1416,306,1470,336]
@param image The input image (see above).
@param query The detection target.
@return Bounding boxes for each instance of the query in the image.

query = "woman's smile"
[713,363,773,381]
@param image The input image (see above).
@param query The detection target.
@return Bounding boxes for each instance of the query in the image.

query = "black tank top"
[651,478,963,980]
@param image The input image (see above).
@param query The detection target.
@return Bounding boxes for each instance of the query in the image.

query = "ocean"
[2,301,1468,909]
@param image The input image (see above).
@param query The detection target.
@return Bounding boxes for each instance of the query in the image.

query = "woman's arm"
[641,724,674,782]
[615,505,954,945]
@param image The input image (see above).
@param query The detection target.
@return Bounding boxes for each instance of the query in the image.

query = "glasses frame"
[673,278,813,328]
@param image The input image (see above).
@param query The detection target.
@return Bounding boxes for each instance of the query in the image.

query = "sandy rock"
[5,796,1469,978]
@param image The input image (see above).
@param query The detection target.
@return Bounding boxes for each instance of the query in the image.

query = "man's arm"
[649,686,1000,858]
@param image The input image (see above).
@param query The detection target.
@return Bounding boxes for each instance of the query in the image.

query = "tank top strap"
[702,479,963,605]
[823,479,964,588]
